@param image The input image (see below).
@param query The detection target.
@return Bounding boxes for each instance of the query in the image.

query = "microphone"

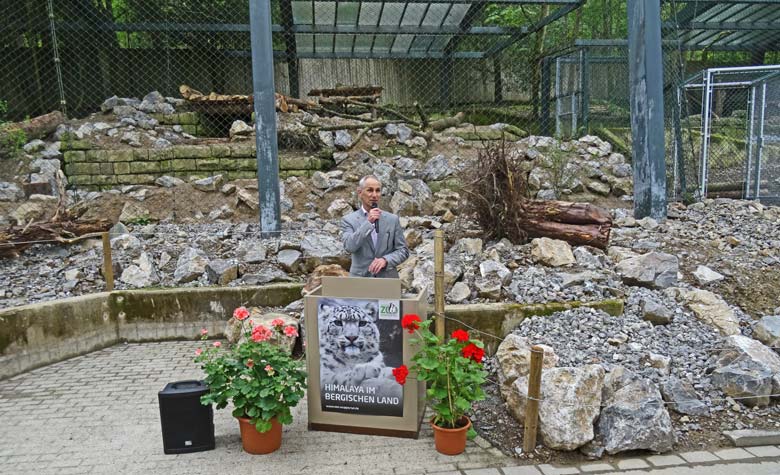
[370,202,379,232]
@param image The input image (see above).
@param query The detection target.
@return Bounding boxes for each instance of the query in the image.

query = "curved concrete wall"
[0,283,304,380]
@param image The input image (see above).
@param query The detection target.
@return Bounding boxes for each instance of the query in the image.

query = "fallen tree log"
[0,111,65,144]
[430,112,465,131]
[0,218,113,258]
[522,218,611,249]
[521,200,612,226]
[309,85,382,97]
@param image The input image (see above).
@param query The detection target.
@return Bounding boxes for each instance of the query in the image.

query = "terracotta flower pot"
[431,416,471,455]
[237,416,282,454]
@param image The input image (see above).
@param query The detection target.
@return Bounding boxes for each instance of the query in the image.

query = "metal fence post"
[249,0,281,238]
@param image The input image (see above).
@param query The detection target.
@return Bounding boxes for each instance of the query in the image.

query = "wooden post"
[433,229,445,339]
[523,345,544,454]
[101,232,114,291]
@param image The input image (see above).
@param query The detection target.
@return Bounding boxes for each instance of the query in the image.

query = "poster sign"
[317,297,404,416]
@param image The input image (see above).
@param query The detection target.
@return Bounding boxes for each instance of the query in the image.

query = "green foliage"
[0,100,27,155]
[404,317,487,430]
[194,314,307,433]
[125,215,154,226]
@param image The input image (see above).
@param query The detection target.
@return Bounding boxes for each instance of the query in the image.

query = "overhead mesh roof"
[275,0,582,59]
[666,1,780,51]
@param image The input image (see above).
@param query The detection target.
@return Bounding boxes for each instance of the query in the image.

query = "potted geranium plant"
[393,313,487,455]
[194,307,307,454]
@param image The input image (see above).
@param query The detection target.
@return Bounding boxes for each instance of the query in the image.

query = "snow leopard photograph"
[317,297,404,417]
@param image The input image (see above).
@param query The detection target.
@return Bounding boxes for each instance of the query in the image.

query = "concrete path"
[1,341,779,475]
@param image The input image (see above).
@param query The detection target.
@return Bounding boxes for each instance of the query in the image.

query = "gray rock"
[101,95,121,113]
[333,130,352,149]
[208,205,234,220]
[372,162,398,195]
[712,358,774,407]
[395,124,413,143]
[597,379,675,454]
[153,138,172,148]
[531,237,576,267]
[661,377,708,416]
[108,222,129,239]
[693,265,724,285]
[389,179,433,216]
[155,176,184,188]
[143,90,165,104]
[450,238,483,256]
[447,282,471,303]
[411,259,462,295]
[754,315,780,347]
[641,298,673,325]
[237,240,266,264]
[0,182,24,202]
[300,234,343,268]
[192,175,224,192]
[474,277,502,300]
[423,154,456,181]
[119,252,158,287]
[277,249,302,272]
[318,131,335,148]
[394,156,421,177]
[612,163,632,178]
[586,180,611,196]
[311,171,331,189]
[615,252,678,289]
[573,247,607,269]
[326,198,353,218]
[110,234,141,250]
[479,260,513,286]
[229,120,254,138]
[536,189,557,200]
[173,247,209,283]
[206,259,239,285]
[236,188,258,210]
[557,271,606,289]
[23,139,46,154]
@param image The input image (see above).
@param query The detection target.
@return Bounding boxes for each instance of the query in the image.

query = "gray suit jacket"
[341,208,409,278]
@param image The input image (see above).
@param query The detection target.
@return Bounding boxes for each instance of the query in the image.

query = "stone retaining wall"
[62,141,328,190]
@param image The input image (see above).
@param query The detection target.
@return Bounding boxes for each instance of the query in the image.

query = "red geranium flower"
[401,314,421,334]
[451,329,469,342]
[461,343,484,363]
[233,306,250,321]
[392,365,409,385]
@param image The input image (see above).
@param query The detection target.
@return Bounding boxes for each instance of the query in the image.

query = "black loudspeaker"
[158,380,215,454]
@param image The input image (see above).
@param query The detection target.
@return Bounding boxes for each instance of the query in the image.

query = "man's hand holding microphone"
[367,201,387,275]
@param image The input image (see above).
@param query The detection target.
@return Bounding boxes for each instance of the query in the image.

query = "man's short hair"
[358,175,381,190]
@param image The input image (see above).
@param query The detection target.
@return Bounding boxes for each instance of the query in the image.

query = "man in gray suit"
[341,175,409,278]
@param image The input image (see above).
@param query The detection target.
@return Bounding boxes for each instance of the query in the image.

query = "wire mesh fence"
[1,0,780,202]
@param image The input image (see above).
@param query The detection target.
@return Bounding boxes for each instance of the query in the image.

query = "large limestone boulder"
[496,334,558,400]
[206,259,239,285]
[680,288,739,336]
[506,365,604,451]
[597,378,675,454]
[530,238,575,267]
[615,252,678,289]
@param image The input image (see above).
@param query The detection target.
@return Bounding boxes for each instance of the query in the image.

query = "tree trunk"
[520,199,612,249]
[1,110,65,141]
[531,5,551,121]
[0,218,113,259]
